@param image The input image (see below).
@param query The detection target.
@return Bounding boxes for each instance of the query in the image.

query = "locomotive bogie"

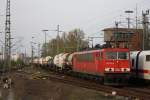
[104,73,130,85]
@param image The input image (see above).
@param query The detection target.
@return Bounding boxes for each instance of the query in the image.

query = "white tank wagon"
[53,54,61,67]
[46,56,53,67]
[57,53,65,69]
[53,53,63,71]
[39,58,44,66]
[130,50,150,80]
[57,53,70,70]
[66,53,74,67]
[33,58,39,65]
[43,56,53,66]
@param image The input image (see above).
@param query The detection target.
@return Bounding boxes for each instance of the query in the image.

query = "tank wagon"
[66,53,74,67]
[53,53,72,72]
[33,57,53,67]
[33,58,39,66]
[43,56,53,67]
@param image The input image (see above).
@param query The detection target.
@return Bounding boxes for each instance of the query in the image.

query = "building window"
[146,55,150,61]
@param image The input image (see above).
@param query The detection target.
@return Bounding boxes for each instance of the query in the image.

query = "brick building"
[103,28,143,51]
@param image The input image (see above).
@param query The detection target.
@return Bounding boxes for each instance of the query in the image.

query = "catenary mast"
[4,0,11,69]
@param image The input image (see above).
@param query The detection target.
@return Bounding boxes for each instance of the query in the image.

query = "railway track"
[16,67,150,100]
[46,73,150,100]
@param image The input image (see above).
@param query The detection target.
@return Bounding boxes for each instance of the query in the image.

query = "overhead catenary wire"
[64,0,147,32]
[78,0,148,40]
[85,1,148,45]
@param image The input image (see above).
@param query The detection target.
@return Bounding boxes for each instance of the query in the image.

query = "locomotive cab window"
[106,51,129,60]
[106,52,117,60]
[146,55,150,61]
[118,52,129,60]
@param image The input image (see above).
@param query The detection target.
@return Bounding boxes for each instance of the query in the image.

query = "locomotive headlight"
[105,68,114,72]
[111,68,114,72]
[121,68,130,72]
[121,68,124,72]
[125,68,130,72]
[105,68,110,72]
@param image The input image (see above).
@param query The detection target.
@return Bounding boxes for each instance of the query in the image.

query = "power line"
[75,0,148,37]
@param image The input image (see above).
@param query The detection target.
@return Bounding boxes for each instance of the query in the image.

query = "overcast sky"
[0,0,149,56]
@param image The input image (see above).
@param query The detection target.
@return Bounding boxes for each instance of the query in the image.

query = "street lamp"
[125,10,134,29]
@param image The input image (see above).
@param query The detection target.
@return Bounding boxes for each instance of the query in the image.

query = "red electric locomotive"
[73,48,130,85]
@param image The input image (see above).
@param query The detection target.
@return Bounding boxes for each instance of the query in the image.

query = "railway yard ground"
[0,66,149,100]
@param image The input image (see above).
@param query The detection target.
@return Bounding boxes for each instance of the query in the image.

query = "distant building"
[0,53,25,61]
[11,53,25,61]
[103,28,143,51]
[0,53,4,60]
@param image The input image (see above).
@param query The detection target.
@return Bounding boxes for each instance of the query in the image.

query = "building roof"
[103,28,143,33]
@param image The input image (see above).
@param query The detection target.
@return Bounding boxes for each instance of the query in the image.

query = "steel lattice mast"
[4,0,11,68]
